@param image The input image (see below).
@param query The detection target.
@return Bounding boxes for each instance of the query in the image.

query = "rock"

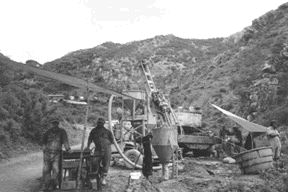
[262,62,276,74]
[223,157,236,164]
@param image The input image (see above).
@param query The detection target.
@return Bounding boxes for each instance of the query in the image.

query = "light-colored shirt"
[267,126,280,139]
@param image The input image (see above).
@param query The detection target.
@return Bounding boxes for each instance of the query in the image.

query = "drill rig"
[107,59,179,180]
[139,60,179,180]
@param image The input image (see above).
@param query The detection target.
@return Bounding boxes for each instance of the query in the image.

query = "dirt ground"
[0,152,287,192]
[0,151,43,192]
[112,158,287,192]
[56,155,288,192]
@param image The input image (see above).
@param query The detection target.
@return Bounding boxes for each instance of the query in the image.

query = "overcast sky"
[0,0,287,64]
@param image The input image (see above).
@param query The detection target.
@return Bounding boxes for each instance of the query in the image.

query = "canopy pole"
[251,132,254,149]
[76,85,90,190]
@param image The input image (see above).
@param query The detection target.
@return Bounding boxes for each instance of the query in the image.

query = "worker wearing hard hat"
[87,117,113,186]
[267,120,282,161]
[42,117,71,191]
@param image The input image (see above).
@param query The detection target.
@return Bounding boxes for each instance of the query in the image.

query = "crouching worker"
[42,118,71,191]
[86,118,113,186]
[267,120,282,161]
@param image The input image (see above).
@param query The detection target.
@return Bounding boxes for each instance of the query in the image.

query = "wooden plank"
[62,160,87,169]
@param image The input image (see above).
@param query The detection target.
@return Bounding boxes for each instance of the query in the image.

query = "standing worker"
[42,118,71,191]
[86,117,113,186]
[267,120,282,161]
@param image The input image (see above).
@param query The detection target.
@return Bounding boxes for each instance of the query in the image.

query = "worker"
[230,127,243,153]
[219,126,230,140]
[267,120,282,161]
[219,126,233,156]
[86,117,113,186]
[42,118,71,191]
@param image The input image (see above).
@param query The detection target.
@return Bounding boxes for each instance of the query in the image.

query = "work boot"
[101,175,107,185]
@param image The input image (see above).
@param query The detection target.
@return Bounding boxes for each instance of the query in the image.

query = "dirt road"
[0,151,43,192]
[0,133,87,192]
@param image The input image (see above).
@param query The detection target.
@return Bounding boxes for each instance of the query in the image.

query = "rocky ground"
[120,157,288,192]
[0,152,287,192]
[55,155,288,192]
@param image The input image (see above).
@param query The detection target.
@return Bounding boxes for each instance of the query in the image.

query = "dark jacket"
[42,127,70,152]
[88,125,113,152]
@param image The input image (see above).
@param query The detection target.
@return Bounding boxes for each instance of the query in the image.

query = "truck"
[175,106,220,157]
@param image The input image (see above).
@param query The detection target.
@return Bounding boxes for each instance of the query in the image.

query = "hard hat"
[97,117,105,125]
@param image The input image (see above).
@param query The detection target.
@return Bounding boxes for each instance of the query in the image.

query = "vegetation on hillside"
[0,55,90,159]
[43,3,288,150]
[1,2,288,158]
[44,3,288,130]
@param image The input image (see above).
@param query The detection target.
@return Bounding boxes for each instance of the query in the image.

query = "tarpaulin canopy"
[211,104,267,133]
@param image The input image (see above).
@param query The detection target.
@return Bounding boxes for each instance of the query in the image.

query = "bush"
[257,103,288,126]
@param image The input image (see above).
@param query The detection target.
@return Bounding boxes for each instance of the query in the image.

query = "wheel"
[123,149,143,169]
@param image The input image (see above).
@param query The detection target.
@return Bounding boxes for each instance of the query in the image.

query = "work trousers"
[91,146,111,177]
[268,137,281,160]
[42,151,61,190]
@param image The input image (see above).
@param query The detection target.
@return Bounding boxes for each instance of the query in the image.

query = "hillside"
[1,2,288,159]
[195,2,288,129]
[44,2,288,130]
[0,54,85,159]
[44,35,230,91]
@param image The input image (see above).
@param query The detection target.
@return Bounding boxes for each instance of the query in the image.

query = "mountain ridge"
[42,2,288,128]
